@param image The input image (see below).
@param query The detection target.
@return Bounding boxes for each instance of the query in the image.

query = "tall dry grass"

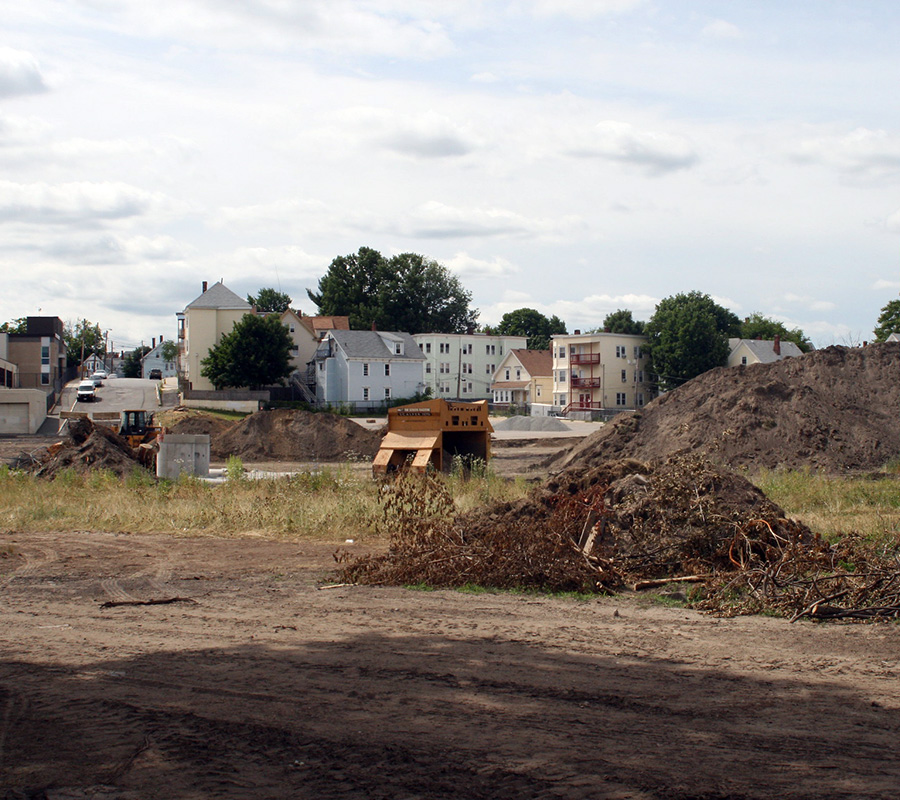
[0,462,531,541]
[753,468,900,542]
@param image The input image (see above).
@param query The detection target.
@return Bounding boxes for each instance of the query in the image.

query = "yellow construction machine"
[373,398,493,475]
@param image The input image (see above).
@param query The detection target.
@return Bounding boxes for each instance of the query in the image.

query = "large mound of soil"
[212,408,383,462]
[164,408,236,440]
[548,343,900,474]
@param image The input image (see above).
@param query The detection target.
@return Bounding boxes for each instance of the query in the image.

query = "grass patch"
[753,468,900,542]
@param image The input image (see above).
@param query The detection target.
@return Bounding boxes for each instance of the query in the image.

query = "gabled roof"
[324,330,424,360]
[729,338,804,364]
[509,349,552,377]
[301,314,350,335]
[185,281,252,311]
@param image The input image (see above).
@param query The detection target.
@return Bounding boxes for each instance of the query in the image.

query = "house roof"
[728,338,804,363]
[492,381,530,390]
[185,281,252,311]
[325,330,425,360]
[298,314,351,335]
[509,349,552,377]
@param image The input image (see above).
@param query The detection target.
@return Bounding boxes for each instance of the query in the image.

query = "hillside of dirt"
[162,408,236,440]
[211,408,383,462]
[30,417,147,479]
[548,343,900,475]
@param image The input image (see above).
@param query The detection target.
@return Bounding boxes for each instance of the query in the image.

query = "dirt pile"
[31,418,146,479]
[548,343,900,475]
[164,408,236,440]
[212,408,383,462]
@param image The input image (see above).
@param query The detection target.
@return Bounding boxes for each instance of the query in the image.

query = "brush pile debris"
[338,454,900,620]
[28,418,147,479]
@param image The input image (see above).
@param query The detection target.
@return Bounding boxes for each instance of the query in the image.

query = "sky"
[2,1,900,351]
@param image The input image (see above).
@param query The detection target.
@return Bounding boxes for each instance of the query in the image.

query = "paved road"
[60,377,162,416]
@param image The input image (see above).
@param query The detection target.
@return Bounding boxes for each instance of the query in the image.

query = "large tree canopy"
[602,309,645,336]
[248,287,292,313]
[873,299,900,343]
[122,345,151,378]
[644,291,741,391]
[740,312,812,352]
[495,308,567,350]
[201,313,293,390]
[307,247,478,333]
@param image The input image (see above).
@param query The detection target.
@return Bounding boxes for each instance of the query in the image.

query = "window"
[515,368,521,379]
[291,345,299,353]
[461,362,472,374]
[362,387,370,401]
[440,362,450,374]
[318,361,324,372]
[616,345,626,358]
[486,344,495,355]
[486,363,495,374]
[461,383,468,394]
[558,370,567,383]
[425,363,432,374]
[741,356,748,366]
[384,363,390,376]
[536,385,542,397]
[384,387,391,399]
[634,346,641,360]
[394,343,402,355]
[439,343,448,354]
[41,346,50,366]
[621,369,627,383]
[362,363,369,376]
[425,342,431,353]
[289,325,295,333]
[463,343,473,354]
[616,392,627,406]
[637,393,645,407]
[41,373,50,385]
[559,345,566,358]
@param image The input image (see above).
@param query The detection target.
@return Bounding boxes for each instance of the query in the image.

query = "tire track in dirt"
[0,543,57,588]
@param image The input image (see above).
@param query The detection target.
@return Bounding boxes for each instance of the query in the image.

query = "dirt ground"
[2,529,900,800]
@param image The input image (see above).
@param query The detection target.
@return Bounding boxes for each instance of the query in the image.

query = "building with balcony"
[540,330,654,418]
[413,332,527,401]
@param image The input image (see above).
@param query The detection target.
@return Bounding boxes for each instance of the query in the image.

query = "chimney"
[773,334,781,356]
[202,281,208,293]
[152,337,156,349]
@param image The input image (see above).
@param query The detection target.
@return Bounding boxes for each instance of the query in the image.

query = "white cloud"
[392,201,587,239]
[565,121,698,175]
[443,251,519,278]
[223,245,324,278]
[702,20,742,40]
[0,47,47,98]
[0,180,169,225]
[885,209,900,232]
[515,0,645,19]
[872,278,900,291]
[779,293,837,313]
[367,110,481,158]
[791,128,900,181]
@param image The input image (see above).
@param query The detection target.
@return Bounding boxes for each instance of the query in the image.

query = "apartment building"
[544,330,653,417]
[413,332,527,400]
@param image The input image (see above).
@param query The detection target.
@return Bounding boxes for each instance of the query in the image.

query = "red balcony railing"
[570,353,600,365]
[571,376,601,388]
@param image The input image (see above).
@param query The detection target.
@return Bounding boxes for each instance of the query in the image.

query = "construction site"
[2,342,900,798]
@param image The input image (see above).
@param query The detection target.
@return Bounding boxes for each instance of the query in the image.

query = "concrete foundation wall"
[157,434,211,479]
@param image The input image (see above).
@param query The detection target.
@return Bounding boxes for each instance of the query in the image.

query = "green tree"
[644,291,741,390]
[873,299,900,343]
[495,308,567,350]
[308,247,478,333]
[739,312,812,352]
[248,287,292,313]
[201,313,293,390]
[161,340,179,362]
[0,318,27,333]
[64,319,106,368]
[602,309,645,335]
[122,345,151,378]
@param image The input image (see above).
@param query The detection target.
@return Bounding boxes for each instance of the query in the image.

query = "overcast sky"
[3,1,899,350]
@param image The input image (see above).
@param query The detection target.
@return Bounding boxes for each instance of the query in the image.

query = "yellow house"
[177,281,252,391]
[490,349,552,410]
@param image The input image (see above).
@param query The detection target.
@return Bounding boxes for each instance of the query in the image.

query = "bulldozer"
[118,410,161,468]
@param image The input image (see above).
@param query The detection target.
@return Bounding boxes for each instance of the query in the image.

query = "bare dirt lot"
[3,529,900,799]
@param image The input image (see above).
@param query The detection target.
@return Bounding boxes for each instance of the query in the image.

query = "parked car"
[148,368,163,380]
[89,372,105,386]
[76,380,96,402]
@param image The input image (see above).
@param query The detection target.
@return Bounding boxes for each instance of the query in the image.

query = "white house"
[727,336,804,367]
[313,330,425,408]
[412,332,527,400]
[490,349,553,410]
[141,339,178,379]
